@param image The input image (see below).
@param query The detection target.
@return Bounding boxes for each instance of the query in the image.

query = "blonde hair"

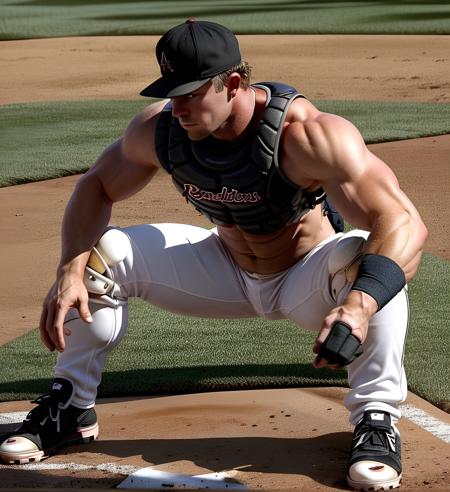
[212,61,252,92]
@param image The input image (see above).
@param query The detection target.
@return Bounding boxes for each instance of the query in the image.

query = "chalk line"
[0,411,28,425]
[399,403,450,443]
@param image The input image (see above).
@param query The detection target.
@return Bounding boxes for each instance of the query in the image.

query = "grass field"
[0,253,448,407]
[1,0,450,39]
[1,99,450,186]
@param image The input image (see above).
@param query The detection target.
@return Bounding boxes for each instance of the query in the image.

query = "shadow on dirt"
[61,432,350,489]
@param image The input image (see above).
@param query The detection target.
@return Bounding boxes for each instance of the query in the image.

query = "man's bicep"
[89,103,165,203]
[90,138,158,203]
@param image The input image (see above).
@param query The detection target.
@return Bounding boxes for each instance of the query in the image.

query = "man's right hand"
[39,273,92,352]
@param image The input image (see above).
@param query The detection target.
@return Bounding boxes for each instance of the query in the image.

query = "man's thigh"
[279,230,369,331]
[113,223,257,318]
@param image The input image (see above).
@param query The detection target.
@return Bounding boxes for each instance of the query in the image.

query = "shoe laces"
[353,424,397,453]
[23,393,62,433]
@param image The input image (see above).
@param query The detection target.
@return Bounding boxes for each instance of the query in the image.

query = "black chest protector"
[155,81,328,235]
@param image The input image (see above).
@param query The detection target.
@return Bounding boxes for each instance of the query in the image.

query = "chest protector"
[155,81,327,235]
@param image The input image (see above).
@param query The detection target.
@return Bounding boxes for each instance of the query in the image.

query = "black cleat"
[347,411,402,491]
[0,378,98,464]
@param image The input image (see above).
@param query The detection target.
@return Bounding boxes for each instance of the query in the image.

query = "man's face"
[171,81,232,140]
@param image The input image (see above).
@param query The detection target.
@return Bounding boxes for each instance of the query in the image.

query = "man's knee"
[64,303,125,347]
[62,228,131,346]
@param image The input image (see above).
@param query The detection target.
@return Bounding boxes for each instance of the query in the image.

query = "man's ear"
[226,73,241,99]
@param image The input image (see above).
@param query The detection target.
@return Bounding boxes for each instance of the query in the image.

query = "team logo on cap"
[160,52,175,73]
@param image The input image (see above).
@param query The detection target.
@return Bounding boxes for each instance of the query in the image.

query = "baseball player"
[0,20,427,491]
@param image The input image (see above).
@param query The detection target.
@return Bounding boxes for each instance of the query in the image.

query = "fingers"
[39,278,92,353]
[313,310,350,369]
[79,295,93,324]
[63,292,93,337]
[39,301,55,352]
[312,320,335,368]
[52,302,69,352]
[312,325,332,355]
[313,334,336,368]
[312,357,340,370]
[52,287,90,352]
[313,320,364,369]
[312,348,340,370]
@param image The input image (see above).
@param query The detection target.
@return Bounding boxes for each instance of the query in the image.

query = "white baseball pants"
[55,223,408,425]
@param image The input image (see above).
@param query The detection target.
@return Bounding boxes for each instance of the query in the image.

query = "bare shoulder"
[121,99,169,168]
[281,98,368,183]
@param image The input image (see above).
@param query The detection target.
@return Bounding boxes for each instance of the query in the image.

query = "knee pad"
[328,234,367,301]
[87,227,131,275]
[84,228,131,299]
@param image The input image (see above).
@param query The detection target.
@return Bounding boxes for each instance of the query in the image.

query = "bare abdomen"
[217,206,336,274]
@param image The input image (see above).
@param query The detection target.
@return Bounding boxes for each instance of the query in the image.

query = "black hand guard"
[318,321,363,367]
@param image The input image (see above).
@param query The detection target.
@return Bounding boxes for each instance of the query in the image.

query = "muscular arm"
[59,139,157,274]
[41,102,164,352]
[283,111,427,281]
[282,109,428,363]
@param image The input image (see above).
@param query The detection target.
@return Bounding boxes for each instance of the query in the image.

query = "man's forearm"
[58,172,113,275]
[345,210,427,313]
[363,209,427,282]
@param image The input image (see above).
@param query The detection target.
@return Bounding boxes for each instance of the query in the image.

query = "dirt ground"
[0,35,449,490]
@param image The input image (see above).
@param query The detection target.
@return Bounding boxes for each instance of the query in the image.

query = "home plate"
[117,468,247,489]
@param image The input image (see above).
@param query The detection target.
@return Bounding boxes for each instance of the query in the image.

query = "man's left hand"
[312,290,377,369]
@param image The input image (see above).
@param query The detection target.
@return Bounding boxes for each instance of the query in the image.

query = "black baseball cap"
[140,20,241,98]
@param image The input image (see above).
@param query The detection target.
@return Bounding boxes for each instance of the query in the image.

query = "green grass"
[0,253,448,408]
[405,254,450,407]
[1,0,450,39]
[0,100,146,186]
[1,99,449,187]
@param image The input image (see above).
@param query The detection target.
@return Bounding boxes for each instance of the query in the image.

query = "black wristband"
[352,254,406,310]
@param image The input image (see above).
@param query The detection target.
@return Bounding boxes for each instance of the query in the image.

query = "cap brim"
[140,77,211,98]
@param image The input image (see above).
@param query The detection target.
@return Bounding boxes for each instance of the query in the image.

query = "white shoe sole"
[347,473,402,491]
[0,422,99,465]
